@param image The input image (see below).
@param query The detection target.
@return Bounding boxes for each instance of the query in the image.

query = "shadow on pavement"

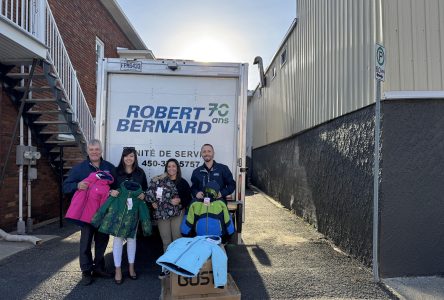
[226,243,270,299]
[250,244,271,266]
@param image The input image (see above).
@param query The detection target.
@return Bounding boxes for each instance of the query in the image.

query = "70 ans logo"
[208,103,229,124]
[177,271,213,286]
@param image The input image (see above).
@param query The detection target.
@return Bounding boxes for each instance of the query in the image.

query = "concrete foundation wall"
[379,99,444,277]
[251,105,375,265]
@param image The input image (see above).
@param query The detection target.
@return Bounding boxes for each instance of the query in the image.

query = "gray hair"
[87,139,102,150]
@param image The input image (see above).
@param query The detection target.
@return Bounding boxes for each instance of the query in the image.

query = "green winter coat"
[91,181,152,238]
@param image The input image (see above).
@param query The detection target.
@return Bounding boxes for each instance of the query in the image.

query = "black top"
[173,178,192,209]
[110,167,148,191]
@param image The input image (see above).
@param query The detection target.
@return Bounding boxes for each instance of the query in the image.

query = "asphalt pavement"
[0,188,395,299]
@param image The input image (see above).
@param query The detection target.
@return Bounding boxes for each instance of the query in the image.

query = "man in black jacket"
[191,144,236,204]
[63,139,115,285]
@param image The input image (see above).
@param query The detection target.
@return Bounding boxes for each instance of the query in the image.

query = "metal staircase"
[0,59,86,174]
[0,0,95,177]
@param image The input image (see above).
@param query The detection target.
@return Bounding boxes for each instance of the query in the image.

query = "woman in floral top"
[146,158,191,278]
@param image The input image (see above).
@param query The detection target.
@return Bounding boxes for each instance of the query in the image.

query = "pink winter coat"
[65,171,114,225]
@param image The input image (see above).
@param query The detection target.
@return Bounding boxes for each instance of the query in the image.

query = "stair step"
[53,157,83,162]
[7,73,47,79]
[39,131,72,135]
[26,110,63,115]
[49,146,79,153]
[25,98,57,103]
[15,86,53,92]
[1,59,37,66]
[45,140,78,145]
[33,120,67,125]
[49,145,78,153]
[6,71,56,80]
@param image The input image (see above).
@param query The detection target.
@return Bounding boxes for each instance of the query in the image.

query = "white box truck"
[96,58,248,242]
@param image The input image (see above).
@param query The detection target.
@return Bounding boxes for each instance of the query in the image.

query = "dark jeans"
[79,223,109,272]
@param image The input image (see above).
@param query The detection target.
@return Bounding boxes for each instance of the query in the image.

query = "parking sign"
[375,44,385,81]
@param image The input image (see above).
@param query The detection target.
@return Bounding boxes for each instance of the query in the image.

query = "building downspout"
[0,229,41,245]
[27,127,33,233]
[253,56,266,89]
[17,118,26,235]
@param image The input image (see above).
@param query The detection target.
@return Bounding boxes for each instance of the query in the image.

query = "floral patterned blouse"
[145,173,181,220]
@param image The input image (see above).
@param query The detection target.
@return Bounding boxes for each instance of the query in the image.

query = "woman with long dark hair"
[146,158,191,279]
[108,147,148,284]
[111,147,148,194]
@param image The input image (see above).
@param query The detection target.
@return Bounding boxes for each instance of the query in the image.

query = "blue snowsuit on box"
[156,236,227,288]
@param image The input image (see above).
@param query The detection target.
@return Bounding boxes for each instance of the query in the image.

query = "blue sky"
[116,0,296,90]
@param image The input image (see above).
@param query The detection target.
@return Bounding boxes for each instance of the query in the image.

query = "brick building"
[0,0,153,232]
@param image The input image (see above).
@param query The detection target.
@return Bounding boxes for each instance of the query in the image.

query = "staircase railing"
[0,0,95,143]
[0,0,45,41]
[45,3,94,143]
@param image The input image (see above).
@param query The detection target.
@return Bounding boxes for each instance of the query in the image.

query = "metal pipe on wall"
[17,117,25,234]
[27,127,33,233]
[27,64,34,233]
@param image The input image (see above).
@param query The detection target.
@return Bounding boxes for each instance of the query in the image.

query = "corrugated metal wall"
[382,0,444,92]
[250,0,444,149]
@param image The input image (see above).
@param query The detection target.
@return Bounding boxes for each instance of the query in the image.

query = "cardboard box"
[170,256,225,296]
[167,244,227,297]
[161,273,241,300]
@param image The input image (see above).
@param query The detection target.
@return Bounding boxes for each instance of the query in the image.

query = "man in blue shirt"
[63,139,115,285]
[191,144,236,204]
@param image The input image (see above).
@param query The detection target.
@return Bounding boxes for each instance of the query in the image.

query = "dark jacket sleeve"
[110,168,119,190]
[141,170,148,191]
[63,164,82,194]
[220,165,236,198]
[177,178,192,208]
[190,169,201,198]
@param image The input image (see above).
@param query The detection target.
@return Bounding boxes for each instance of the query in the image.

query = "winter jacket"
[181,181,234,237]
[145,173,181,220]
[65,171,114,225]
[181,199,234,237]
[190,161,236,203]
[63,158,115,195]
[156,236,227,288]
[91,181,151,238]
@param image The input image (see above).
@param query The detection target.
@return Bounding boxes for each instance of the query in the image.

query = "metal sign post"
[373,43,385,282]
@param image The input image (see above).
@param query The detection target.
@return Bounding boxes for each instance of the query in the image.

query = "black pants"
[79,223,109,272]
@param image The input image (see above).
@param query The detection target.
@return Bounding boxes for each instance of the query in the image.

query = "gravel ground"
[0,189,394,299]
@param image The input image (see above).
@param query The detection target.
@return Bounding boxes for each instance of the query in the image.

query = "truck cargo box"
[96,58,248,241]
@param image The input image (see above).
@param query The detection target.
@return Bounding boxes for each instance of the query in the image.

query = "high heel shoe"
[129,273,137,280]
[114,276,123,285]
